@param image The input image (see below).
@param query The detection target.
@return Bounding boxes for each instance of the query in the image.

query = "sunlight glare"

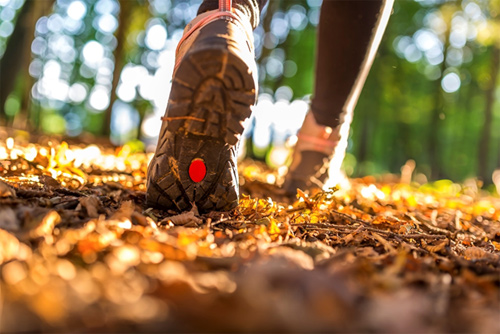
[67,1,87,21]
[68,83,87,103]
[141,114,162,138]
[450,16,467,48]
[0,7,15,21]
[97,14,118,34]
[138,74,155,101]
[464,2,482,21]
[95,0,118,15]
[404,44,422,63]
[275,86,293,101]
[145,24,167,51]
[151,66,172,109]
[120,64,148,87]
[117,83,136,102]
[414,29,439,52]
[6,137,14,150]
[493,170,500,196]
[0,21,14,38]
[441,72,461,93]
[82,41,105,67]
[425,45,444,65]
[287,5,308,31]
[43,60,61,79]
[89,85,110,111]
[111,102,139,136]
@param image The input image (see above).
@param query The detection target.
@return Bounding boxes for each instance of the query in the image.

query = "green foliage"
[280,27,316,98]
[41,111,66,135]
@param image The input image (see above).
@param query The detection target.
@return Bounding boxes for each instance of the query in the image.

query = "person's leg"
[147,0,266,212]
[312,0,392,128]
[285,0,394,193]
[198,0,267,29]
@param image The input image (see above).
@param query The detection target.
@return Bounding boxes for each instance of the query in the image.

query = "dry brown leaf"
[463,246,496,261]
[267,246,315,270]
[162,211,203,226]
[422,239,449,253]
[131,211,150,226]
[0,207,20,231]
[297,189,313,207]
[40,175,61,188]
[0,229,20,264]
[355,247,381,258]
[22,209,60,240]
[0,179,16,198]
[110,200,135,221]
[79,195,101,218]
[371,232,397,254]
[341,226,365,244]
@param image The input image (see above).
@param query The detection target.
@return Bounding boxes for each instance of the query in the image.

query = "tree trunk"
[14,0,54,131]
[453,77,476,179]
[0,0,33,124]
[356,71,382,176]
[103,0,133,137]
[428,39,449,180]
[478,46,500,184]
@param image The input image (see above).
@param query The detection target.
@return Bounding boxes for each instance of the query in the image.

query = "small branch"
[409,213,454,237]
[161,116,206,123]
[329,209,371,226]
[293,222,447,240]
[291,222,357,230]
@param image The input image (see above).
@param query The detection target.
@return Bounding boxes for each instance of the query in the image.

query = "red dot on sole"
[189,159,207,183]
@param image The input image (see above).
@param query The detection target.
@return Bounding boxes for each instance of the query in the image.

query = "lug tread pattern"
[147,26,256,212]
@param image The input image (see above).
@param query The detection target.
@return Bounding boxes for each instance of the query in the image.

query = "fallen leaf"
[79,195,101,218]
[22,208,60,240]
[0,207,20,231]
[0,179,16,198]
[162,211,202,226]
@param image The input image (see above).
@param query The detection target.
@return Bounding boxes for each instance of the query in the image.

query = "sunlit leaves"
[0,139,498,331]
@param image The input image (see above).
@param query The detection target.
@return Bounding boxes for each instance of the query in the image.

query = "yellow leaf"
[268,219,281,235]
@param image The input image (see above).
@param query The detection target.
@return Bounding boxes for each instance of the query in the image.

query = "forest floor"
[0,137,499,333]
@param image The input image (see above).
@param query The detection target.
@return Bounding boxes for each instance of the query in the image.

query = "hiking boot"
[146,5,257,212]
[283,112,343,195]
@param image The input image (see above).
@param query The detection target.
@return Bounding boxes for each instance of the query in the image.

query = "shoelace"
[219,0,232,12]
[297,133,338,151]
[174,0,239,71]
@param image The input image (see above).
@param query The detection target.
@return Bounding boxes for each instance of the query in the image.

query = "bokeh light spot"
[69,83,88,104]
[145,24,167,51]
[89,85,110,111]
[441,72,461,93]
[67,1,87,21]
[82,41,105,67]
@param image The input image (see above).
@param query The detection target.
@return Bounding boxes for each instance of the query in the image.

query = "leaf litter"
[0,138,499,332]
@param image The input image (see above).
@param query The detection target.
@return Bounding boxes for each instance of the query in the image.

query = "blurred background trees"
[0,0,499,186]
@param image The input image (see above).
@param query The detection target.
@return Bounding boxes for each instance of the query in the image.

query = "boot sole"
[147,21,257,212]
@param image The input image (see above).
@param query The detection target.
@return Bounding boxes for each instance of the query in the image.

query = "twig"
[371,231,397,254]
[161,116,206,122]
[445,246,500,274]
[55,188,84,197]
[293,225,353,234]
[329,209,371,226]
[293,221,447,240]
[15,188,53,198]
[411,213,454,237]
[291,222,357,230]
[211,219,251,227]
[360,226,446,240]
